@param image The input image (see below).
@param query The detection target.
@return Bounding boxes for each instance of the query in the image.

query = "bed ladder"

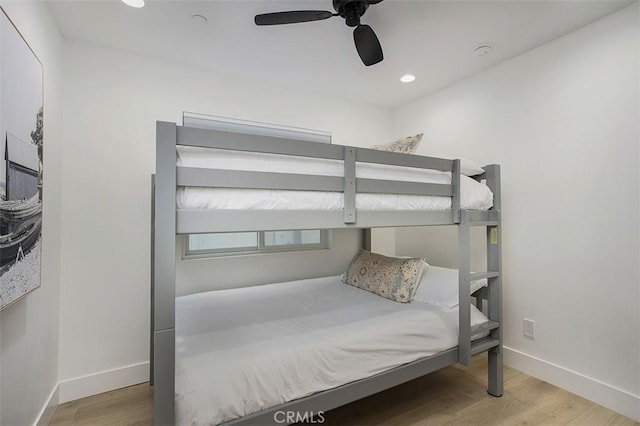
[458,164,503,397]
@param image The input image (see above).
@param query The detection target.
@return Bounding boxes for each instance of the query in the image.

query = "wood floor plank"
[50,355,638,425]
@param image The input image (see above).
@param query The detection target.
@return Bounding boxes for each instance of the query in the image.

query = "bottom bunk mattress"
[175,275,489,425]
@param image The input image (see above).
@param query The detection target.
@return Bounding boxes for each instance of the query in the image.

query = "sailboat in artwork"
[0,132,42,268]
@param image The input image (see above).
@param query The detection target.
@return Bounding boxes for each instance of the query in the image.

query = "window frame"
[183,230,330,260]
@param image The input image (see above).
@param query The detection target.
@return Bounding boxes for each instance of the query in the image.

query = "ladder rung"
[470,271,499,281]
[470,337,500,356]
[470,320,500,336]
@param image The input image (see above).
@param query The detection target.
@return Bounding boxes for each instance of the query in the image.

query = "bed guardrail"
[169,122,472,233]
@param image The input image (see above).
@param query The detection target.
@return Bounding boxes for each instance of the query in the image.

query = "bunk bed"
[152,121,503,425]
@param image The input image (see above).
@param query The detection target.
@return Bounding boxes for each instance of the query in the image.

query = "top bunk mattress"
[176,147,494,211]
[175,274,489,425]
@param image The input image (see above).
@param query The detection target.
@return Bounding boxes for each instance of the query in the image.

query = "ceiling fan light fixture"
[400,74,416,83]
[122,0,145,8]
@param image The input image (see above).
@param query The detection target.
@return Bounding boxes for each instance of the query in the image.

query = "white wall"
[57,39,393,399]
[0,1,64,425]
[394,3,639,420]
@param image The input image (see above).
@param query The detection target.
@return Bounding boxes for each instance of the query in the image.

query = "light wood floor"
[50,354,638,426]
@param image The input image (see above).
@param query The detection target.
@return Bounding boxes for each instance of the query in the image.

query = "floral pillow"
[372,133,423,154]
[342,249,425,303]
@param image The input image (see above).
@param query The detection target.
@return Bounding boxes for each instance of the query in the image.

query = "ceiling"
[46,0,632,108]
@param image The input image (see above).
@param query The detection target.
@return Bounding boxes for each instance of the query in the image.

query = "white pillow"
[413,265,488,309]
[426,154,485,176]
[457,158,485,177]
[469,304,492,339]
[460,175,494,210]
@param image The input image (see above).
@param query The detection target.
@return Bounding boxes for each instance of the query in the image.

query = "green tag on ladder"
[490,228,498,245]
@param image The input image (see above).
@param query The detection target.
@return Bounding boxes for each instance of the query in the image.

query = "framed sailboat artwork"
[0,7,44,310]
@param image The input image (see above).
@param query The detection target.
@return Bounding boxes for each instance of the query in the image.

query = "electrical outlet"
[523,318,535,339]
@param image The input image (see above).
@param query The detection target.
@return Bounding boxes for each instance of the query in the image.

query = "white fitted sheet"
[176,147,494,211]
[175,275,489,425]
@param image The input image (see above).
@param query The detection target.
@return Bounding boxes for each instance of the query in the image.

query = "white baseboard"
[39,353,640,422]
[34,383,59,426]
[58,361,149,404]
[504,346,640,422]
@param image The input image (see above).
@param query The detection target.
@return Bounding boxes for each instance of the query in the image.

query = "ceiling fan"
[254,0,385,67]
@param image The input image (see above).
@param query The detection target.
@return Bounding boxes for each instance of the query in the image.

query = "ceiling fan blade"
[353,24,383,66]
[255,11,334,26]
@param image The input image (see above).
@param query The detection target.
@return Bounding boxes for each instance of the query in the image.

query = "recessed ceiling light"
[122,0,144,8]
[474,44,493,57]
[400,74,416,83]
[192,14,208,24]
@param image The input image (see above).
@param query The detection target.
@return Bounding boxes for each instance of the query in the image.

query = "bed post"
[458,210,471,366]
[452,159,461,224]
[484,164,503,397]
[154,121,177,425]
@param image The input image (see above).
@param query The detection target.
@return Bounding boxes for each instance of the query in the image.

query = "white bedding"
[176,147,493,211]
[175,275,489,425]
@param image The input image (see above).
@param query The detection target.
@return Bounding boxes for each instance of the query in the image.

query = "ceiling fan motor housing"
[333,0,369,27]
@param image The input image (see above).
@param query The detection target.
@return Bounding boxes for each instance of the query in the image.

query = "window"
[181,113,333,259]
[185,230,329,258]
[187,232,258,255]
[182,112,332,144]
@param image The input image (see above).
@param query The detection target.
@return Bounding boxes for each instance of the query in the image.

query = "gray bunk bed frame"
[152,121,503,425]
